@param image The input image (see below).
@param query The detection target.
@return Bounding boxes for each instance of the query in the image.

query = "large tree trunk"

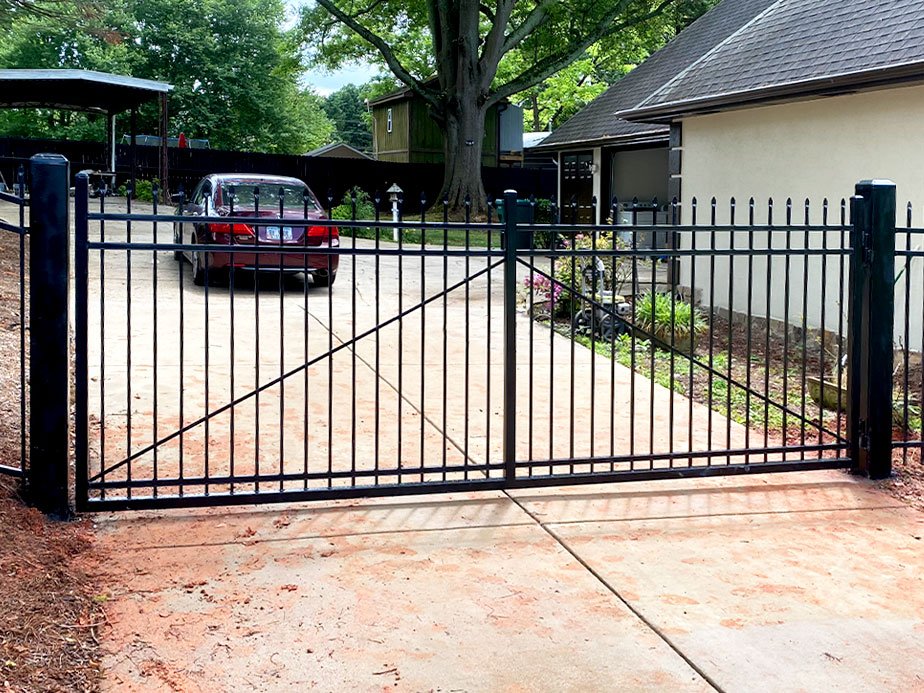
[440,102,489,219]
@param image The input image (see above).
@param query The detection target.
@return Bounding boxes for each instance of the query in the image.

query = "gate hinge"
[862,230,874,266]
[858,418,871,451]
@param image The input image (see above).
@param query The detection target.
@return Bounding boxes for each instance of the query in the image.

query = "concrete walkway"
[92,469,924,692]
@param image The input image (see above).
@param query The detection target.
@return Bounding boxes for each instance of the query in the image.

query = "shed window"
[386,108,393,133]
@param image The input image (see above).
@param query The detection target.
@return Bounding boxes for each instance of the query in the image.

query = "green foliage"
[634,291,706,345]
[0,0,335,154]
[301,0,720,134]
[331,187,377,221]
[116,179,159,202]
[504,1,720,131]
[131,179,158,202]
[323,84,372,152]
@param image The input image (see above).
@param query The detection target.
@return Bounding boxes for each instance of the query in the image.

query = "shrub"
[634,292,706,348]
[116,178,158,202]
[331,187,378,222]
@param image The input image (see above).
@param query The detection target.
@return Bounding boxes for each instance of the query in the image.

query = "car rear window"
[218,181,319,210]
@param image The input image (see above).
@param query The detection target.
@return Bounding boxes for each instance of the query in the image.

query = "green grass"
[562,327,825,434]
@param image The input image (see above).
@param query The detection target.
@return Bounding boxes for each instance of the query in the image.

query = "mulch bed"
[0,211,104,692]
[0,478,105,692]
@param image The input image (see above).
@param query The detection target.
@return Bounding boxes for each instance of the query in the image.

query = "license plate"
[265,226,294,241]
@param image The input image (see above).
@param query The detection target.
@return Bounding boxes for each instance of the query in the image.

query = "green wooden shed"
[369,83,501,166]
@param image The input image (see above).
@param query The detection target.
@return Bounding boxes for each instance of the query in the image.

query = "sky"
[286,0,381,96]
[303,63,381,96]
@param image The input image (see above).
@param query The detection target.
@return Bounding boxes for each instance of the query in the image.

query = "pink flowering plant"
[519,273,565,318]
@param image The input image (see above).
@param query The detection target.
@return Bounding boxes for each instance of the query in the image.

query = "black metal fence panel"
[71,177,864,511]
[0,166,28,478]
[893,208,924,470]
[514,196,853,482]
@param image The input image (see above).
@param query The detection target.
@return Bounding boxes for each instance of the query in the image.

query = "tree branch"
[480,0,515,76]
[501,0,555,55]
[313,0,442,110]
[478,2,495,22]
[488,0,676,106]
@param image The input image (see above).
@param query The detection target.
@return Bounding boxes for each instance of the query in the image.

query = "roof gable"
[625,0,924,119]
[537,0,778,149]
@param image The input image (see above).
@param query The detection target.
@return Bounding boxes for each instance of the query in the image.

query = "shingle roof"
[536,0,778,149]
[624,0,924,120]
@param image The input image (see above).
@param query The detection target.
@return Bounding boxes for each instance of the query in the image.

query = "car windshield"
[218,181,318,210]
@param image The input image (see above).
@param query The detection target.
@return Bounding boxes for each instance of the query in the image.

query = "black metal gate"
[11,156,914,514]
[69,174,897,513]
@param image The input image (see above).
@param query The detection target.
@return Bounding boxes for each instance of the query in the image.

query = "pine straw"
[0,208,104,692]
[0,478,105,692]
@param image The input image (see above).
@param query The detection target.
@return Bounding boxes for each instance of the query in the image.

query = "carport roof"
[0,69,173,115]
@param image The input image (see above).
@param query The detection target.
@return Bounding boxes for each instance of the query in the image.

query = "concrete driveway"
[4,199,921,690]
[90,470,924,691]
[80,206,924,692]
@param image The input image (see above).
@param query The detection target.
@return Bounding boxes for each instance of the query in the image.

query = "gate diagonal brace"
[89,258,506,483]
[516,258,844,442]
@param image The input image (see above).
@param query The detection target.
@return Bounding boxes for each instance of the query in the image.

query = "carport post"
[847,180,895,479]
[503,190,520,481]
[27,153,71,518]
[130,106,137,198]
[159,92,169,203]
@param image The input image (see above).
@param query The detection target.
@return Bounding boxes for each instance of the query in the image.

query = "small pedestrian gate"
[8,156,920,515]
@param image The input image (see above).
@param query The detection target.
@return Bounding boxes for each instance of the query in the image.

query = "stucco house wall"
[677,85,924,350]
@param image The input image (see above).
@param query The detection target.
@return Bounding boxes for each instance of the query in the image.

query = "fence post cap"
[856,179,895,186]
[30,153,68,165]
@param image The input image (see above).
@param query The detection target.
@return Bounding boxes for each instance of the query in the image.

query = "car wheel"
[313,270,336,288]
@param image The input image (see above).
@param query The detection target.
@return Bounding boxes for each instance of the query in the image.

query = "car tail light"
[208,222,254,238]
[307,225,338,238]
[307,225,339,246]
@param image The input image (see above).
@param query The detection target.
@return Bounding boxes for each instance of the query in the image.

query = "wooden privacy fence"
[0,136,556,213]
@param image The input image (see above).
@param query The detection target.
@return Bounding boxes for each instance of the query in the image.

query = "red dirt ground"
[0,216,105,692]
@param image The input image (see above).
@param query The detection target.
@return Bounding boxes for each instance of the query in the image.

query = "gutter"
[532,129,669,152]
[617,61,924,123]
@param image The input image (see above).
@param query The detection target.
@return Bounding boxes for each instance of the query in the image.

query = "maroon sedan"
[172,174,339,287]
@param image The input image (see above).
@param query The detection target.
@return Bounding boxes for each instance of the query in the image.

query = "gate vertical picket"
[503,190,519,482]
[74,173,90,511]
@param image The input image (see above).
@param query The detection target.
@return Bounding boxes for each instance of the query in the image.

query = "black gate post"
[28,153,71,517]
[503,190,520,482]
[848,180,895,479]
